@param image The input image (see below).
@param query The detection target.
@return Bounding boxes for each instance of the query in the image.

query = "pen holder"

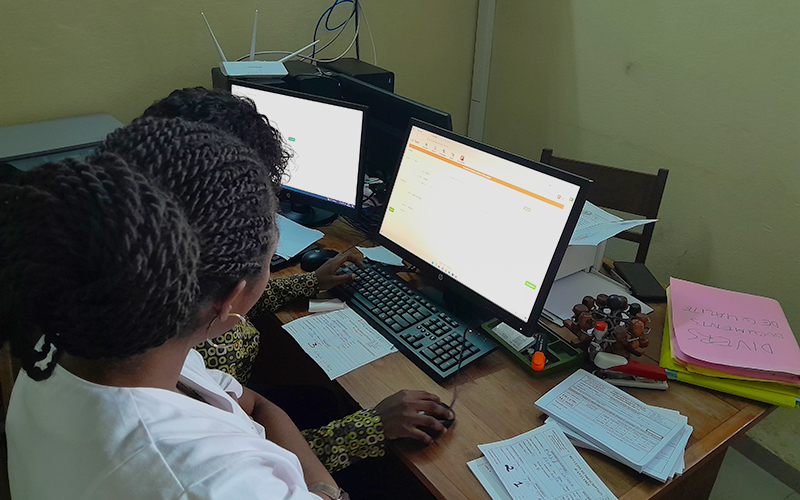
[481,319,584,376]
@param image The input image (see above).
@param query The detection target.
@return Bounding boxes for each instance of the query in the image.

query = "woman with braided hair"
[135,90,456,472]
[142,87,362,384]
[1,120,342,499]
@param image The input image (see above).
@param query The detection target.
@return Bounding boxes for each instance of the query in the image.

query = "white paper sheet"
[356,245,404,266]
[544,270,653,322]
[548,414,692,483]
[570,202,657,247]
[275,214,324,259]
[467,457,514,500]
[478,420,617,500]
[535,370,685,471]
[283,306,397,379]
[308,298,346,313]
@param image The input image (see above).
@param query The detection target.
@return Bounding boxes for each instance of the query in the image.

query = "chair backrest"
[540,148,669,264]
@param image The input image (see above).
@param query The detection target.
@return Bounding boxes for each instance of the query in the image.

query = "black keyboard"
[336,261,497,381]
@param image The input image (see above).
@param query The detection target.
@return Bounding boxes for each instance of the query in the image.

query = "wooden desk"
[269,219,773,500]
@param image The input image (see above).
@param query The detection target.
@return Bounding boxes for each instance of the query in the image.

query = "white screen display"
[231,84,364,208]
[380,126,582,323]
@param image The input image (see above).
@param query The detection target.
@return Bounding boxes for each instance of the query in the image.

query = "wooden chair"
[540,148,669,264]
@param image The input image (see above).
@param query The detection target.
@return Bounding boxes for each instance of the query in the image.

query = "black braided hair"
[141,87,291,193]
[95,117,280,303]
[0,155,200,380]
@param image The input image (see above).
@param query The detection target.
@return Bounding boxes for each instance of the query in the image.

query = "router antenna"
[279,40,320,63]
[201,13,228,62]
[249,10,258,61]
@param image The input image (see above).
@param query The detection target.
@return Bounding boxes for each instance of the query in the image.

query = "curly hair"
[141,87,291,193]
[0,155,200,380]
[0,119,280,380]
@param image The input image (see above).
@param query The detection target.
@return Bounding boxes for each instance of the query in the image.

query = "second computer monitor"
[335,73,452,181]
[231,82,366,225]
[378,120,590,336]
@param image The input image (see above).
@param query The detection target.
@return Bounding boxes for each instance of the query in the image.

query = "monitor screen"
[378,121,590,335]
[335,74,452,181]
[231,83,366,223]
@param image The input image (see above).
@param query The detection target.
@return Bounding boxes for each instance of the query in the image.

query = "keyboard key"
[392,315,410,329]
[440,359,456,370]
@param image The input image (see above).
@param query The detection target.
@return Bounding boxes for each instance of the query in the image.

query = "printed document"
[570,202,657,247]
[477,421,616,500]
[535,370,685,470]
[283,306,397,379]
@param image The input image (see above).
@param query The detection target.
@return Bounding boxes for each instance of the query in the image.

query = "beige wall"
[0,1,477,132]
[484,0,800,331]
[483,0,800,463]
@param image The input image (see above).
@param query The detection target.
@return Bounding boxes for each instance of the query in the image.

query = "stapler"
[592,352,669,390]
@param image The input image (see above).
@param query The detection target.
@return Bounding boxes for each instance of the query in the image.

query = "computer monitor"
[230,82,366,226]
[376,120,591,336]
[334,73,453,182]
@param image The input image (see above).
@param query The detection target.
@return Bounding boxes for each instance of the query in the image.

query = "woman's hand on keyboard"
[374,390,454,444]
[315,253,364,291]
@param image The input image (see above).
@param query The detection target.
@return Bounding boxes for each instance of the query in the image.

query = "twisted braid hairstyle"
[96,117,280,303]
[141,87,291,193]
[0,155,200,380]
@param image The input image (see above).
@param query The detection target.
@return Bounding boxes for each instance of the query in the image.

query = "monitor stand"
[280,201,337,227]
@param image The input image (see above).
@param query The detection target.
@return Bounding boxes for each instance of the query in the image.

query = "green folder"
[661,308,800,408]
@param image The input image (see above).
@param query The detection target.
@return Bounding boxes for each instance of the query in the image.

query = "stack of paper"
[535,370,691,483]
[469,420,618,500]
[662,279,800,408]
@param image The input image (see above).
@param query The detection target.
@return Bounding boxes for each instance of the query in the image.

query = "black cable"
[354,0,361,60]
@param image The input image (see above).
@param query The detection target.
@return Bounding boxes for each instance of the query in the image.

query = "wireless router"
[202,11,319,78]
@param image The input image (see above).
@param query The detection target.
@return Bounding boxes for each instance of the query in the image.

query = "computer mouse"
[439,402,455,429]
[300,248,339,272]
[422,403,455,440]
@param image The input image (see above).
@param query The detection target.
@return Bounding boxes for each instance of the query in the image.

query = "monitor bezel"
[334,73,453,180]
[230,81,368,220]
[374,119,592,337]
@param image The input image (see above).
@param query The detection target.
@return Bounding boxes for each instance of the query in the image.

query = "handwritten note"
[477,421,616,500]
[283,307,397,379]
[669,278,800,377]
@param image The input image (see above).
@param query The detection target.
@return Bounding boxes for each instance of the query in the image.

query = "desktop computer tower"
[317,58,394,92]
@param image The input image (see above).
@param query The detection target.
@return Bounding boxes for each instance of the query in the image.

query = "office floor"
[711,446,799,500]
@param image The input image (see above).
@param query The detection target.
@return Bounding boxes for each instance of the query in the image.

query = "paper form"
[275,215,324,259]
[569,202,657,247]
[477,421,617,500]
[549,413,691,482]
[283,307,397,379]
[467,457,514,500]
[535,370,685,470]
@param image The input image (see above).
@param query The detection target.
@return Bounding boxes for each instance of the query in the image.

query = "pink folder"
[669,278,800,384]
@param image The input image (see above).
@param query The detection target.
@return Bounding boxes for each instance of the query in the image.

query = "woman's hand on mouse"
[314,253,364,291]
[374,390,454,444]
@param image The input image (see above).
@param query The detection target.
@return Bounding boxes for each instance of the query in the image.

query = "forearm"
[301,409,386,473]
[250,274,319,316]
[240,388,337,487]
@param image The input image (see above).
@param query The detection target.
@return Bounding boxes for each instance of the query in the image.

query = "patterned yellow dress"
[195,273,386,472]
